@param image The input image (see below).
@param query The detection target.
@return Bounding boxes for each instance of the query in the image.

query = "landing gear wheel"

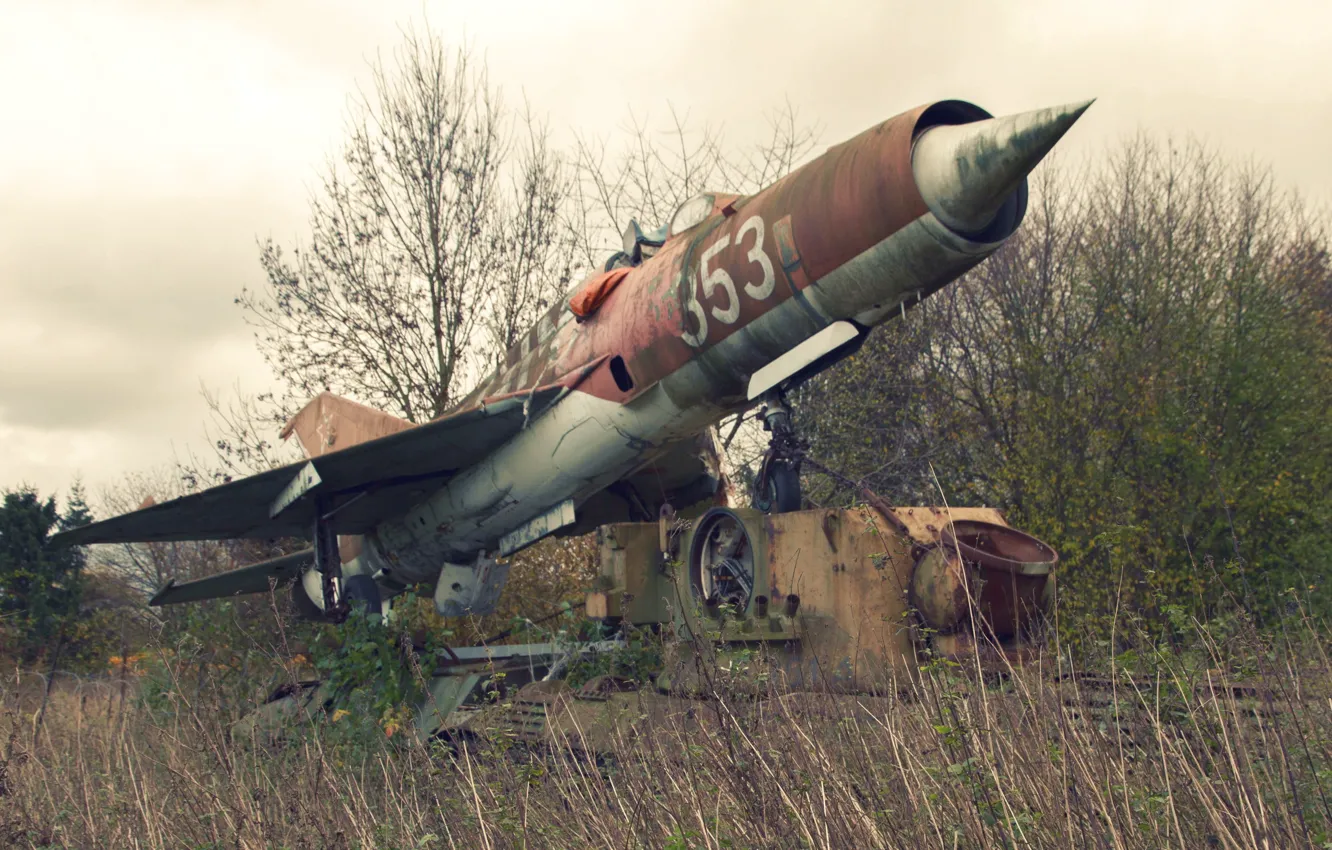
[341,574,383,617]
[751,390,806,514]
[289,578,324,621]
[754,461,802,514]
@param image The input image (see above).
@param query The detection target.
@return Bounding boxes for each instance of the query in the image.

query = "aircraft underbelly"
[372,381,708,576]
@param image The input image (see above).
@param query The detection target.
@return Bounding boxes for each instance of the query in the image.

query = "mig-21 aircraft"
[55,97,1093,622]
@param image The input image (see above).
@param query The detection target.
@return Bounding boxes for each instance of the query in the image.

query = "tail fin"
[280,392,415,459]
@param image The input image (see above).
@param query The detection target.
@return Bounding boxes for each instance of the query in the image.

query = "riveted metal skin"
[364,98,1094,591]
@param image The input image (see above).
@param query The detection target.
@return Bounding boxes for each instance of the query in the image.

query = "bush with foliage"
[799,140,1332,647]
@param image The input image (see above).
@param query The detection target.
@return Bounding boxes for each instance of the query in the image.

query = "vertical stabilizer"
[280,392,415,458]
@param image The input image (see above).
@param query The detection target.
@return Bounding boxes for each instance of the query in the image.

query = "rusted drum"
[910,520,1058,639]
[908,545,977,633]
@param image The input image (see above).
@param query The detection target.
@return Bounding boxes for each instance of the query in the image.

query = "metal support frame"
[313,500,348,623]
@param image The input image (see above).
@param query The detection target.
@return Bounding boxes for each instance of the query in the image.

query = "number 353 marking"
[681,215,776,349]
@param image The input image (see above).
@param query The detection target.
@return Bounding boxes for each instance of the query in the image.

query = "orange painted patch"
[569,267,632,318]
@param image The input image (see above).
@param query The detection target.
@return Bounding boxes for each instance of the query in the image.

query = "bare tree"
[193,385,294,485]
[92,469,289,600]
[482,104,576,370]
[217,81,815,482]
[239,28,570,425]
[568,101,819,270]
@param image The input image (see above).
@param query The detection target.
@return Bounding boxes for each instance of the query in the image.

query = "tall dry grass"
[4,608,1332,849]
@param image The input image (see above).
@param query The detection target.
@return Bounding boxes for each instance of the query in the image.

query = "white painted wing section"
[269,462,321,519]
[746,320,861,400]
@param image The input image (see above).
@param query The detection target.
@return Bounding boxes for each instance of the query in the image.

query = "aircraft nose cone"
[911,99,1094,235]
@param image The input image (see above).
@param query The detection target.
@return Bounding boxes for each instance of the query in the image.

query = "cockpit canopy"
[668,193,717,238]
[577,191,736,318]
[619,219,666,266]
[609,192,730,271]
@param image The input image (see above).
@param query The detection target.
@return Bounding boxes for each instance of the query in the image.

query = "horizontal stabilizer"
[148,549,313,606]
[54,385,567,546]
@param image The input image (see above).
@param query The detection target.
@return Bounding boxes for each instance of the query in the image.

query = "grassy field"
[4,614,1332,850]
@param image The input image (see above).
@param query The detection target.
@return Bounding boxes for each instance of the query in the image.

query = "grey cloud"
[0,188,288,431]
[2,0,1330,501]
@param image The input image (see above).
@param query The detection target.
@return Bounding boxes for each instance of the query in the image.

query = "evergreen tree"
[0,485,92,664]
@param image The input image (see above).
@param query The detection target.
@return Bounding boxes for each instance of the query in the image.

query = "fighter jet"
[55,97,1093,621]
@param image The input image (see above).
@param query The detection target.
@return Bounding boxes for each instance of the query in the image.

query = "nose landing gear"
[751,391,805,514]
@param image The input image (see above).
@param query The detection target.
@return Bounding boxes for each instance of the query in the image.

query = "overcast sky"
[2,0,1329,510]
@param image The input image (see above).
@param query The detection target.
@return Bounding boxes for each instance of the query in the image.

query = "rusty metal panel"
[587,522,673,625]
[773,105,932,282]
[909,545,971,633]
[763,506,1015,691]
[889,505,1008,544]
[764,508,915,690]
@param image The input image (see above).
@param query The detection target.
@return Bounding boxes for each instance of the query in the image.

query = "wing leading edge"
[55,386,566,547]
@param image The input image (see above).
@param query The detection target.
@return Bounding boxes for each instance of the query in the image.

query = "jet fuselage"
[330,97,1093,615]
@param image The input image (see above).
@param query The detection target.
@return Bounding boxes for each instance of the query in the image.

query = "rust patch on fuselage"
[448,102,961,418]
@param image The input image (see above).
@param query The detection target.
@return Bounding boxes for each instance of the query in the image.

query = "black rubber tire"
[341,574,383,617]
[754,462,802,514]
